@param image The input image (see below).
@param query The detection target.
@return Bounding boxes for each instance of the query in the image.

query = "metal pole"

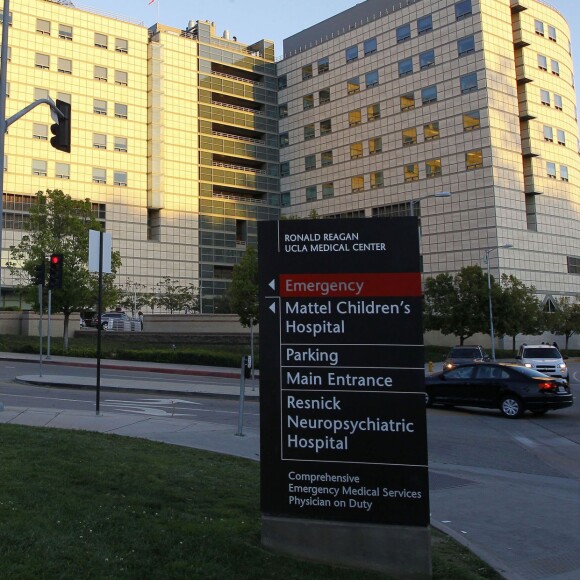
[0,0,11,304]
[46,289,52,359]
[236,356,246,436]
[38,283,43,377]
[486,249,496,361]
[96,231,103,415]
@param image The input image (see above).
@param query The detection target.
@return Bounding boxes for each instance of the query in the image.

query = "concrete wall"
[0,311,80,337]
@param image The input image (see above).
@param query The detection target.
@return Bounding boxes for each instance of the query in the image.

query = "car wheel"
[425,392,433,407]
[500,395,524,418]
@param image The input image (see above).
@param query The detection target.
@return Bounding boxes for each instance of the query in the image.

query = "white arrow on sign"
[269,279,276,290]
[269,302,276,313]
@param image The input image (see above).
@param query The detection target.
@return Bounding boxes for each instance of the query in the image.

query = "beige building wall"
[279,0,580,304]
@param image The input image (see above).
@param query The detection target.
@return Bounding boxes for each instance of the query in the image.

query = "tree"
[546,296,580,350]
[117,279,147,317]
[228,246,259,372]
[154,277,199,314]
[423,265,491,345]
[8,189,121,351]
[494,275,543,351]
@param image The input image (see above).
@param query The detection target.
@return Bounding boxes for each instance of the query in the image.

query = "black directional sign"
[258,217,429,527]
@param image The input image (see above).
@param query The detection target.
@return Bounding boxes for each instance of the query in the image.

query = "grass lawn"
[0,425,501,579]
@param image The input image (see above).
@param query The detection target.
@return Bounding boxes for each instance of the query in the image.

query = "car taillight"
[538,382,556,392]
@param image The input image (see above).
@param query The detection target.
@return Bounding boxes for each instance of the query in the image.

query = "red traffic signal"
[48,253,64,290]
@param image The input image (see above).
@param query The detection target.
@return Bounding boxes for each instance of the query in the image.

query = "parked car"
[443,345,490,370]
[91,311,141,332]
[516,344,569,382]
[425,362,573,418]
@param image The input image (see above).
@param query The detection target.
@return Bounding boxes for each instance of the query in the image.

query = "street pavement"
[1,352,579,580]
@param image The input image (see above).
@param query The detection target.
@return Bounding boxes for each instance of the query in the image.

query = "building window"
[320,119,332,136]
[59,24,73,40]
[349,109,362,126]
[32,160,47,176]
[58,58,72,74]
[302,64,313,80]
[398,58,413,77]
[350,142,363,159]
[364,38,377,55]
[319,88,330,104]
[281,192,291,207]
[147,208,161,240]
[115,38,128,53]
[280,132,290,147]
[114,136,128,152]
[365,70,379,88]
[93,133,107,149]
[279,103,288,118]
[94,66,107,81]
[535,20,544,36]
[321,150,333,167]
[424,121,440,140]
[421,85,437,104]
[567,256,580,273]
[455,0,472,20]
[347,77,360,94]
[278,75,287,90]
[55,162,70,179]
[94,99,107,115]
[115,70,128,86]
[551,60,560,76]
[115,103,128,118]
[280,162,290,177]
[402,127,417,146]
[305,154,316,171]
[401,92,415,111]
[114,171,127,186]
[303,94,314,110]
[557,129,566,145]
[306,186,317,201]
[537,54,548,71]
[303,125,315,141]
[426,159,442,178]
[540,89,551,106]
[396,23,411,43]
[36,19,51,34]
[404,163,419,182]
[554,94,563,110]
[352,175,364,193]
[466,150,483,169]
[367,103,380,121]
[546,162,557,178]
[33,123,48,140]
[57,92,71,105]
[417,15,433,35]
[370,171,383,189]
[35,54,50,69]
[463,110,480,131]
[369,136,382,154]
[322,182,334,198]
[420,50,435,70]
[93,168,107,183]
[34,88,49,100]
[345,45,358,63]
[548,26,557,42]
[318,57,329,74]
[95,33,108,48]
[460,72,478,93]
[543,126,554,142]
[458,36,475,56]
[561,165,569,181]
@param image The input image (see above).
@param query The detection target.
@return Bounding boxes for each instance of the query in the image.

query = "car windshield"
[449,348,480,358]
[522,348,560,358]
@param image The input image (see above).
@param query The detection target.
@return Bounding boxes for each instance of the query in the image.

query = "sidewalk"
[2,352,579,579]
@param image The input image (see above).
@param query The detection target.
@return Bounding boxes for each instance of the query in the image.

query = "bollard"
[428,361,433,373]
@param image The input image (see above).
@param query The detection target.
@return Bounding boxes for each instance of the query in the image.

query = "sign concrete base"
[262,515,432,579]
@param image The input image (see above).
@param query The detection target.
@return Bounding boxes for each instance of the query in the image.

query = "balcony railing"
[212,130,263,144]
[212,191,267,204]
[211,100,263,115]
[212,161,266,174]
[212,70,263,86]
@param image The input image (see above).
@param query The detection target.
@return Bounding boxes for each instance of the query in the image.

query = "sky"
[84,0,580,94]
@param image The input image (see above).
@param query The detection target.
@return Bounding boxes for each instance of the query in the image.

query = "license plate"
[558,386,566,393]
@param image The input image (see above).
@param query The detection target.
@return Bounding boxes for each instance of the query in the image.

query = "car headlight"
[560,363,567,370]
[445,363,454,369]
[524,363,532,368]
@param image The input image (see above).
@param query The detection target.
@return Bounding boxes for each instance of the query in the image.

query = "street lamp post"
[484,244,513,360]
[409,191,451,216]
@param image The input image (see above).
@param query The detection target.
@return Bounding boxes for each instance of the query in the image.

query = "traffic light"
[50,99,71,153]
[33,262,45,286]
[48,254,64,290]
[243,355,253,379]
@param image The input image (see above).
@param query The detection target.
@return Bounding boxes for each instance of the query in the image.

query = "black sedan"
[425,363,573,418]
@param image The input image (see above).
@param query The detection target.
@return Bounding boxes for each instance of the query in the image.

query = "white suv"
[516,344,569,382]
